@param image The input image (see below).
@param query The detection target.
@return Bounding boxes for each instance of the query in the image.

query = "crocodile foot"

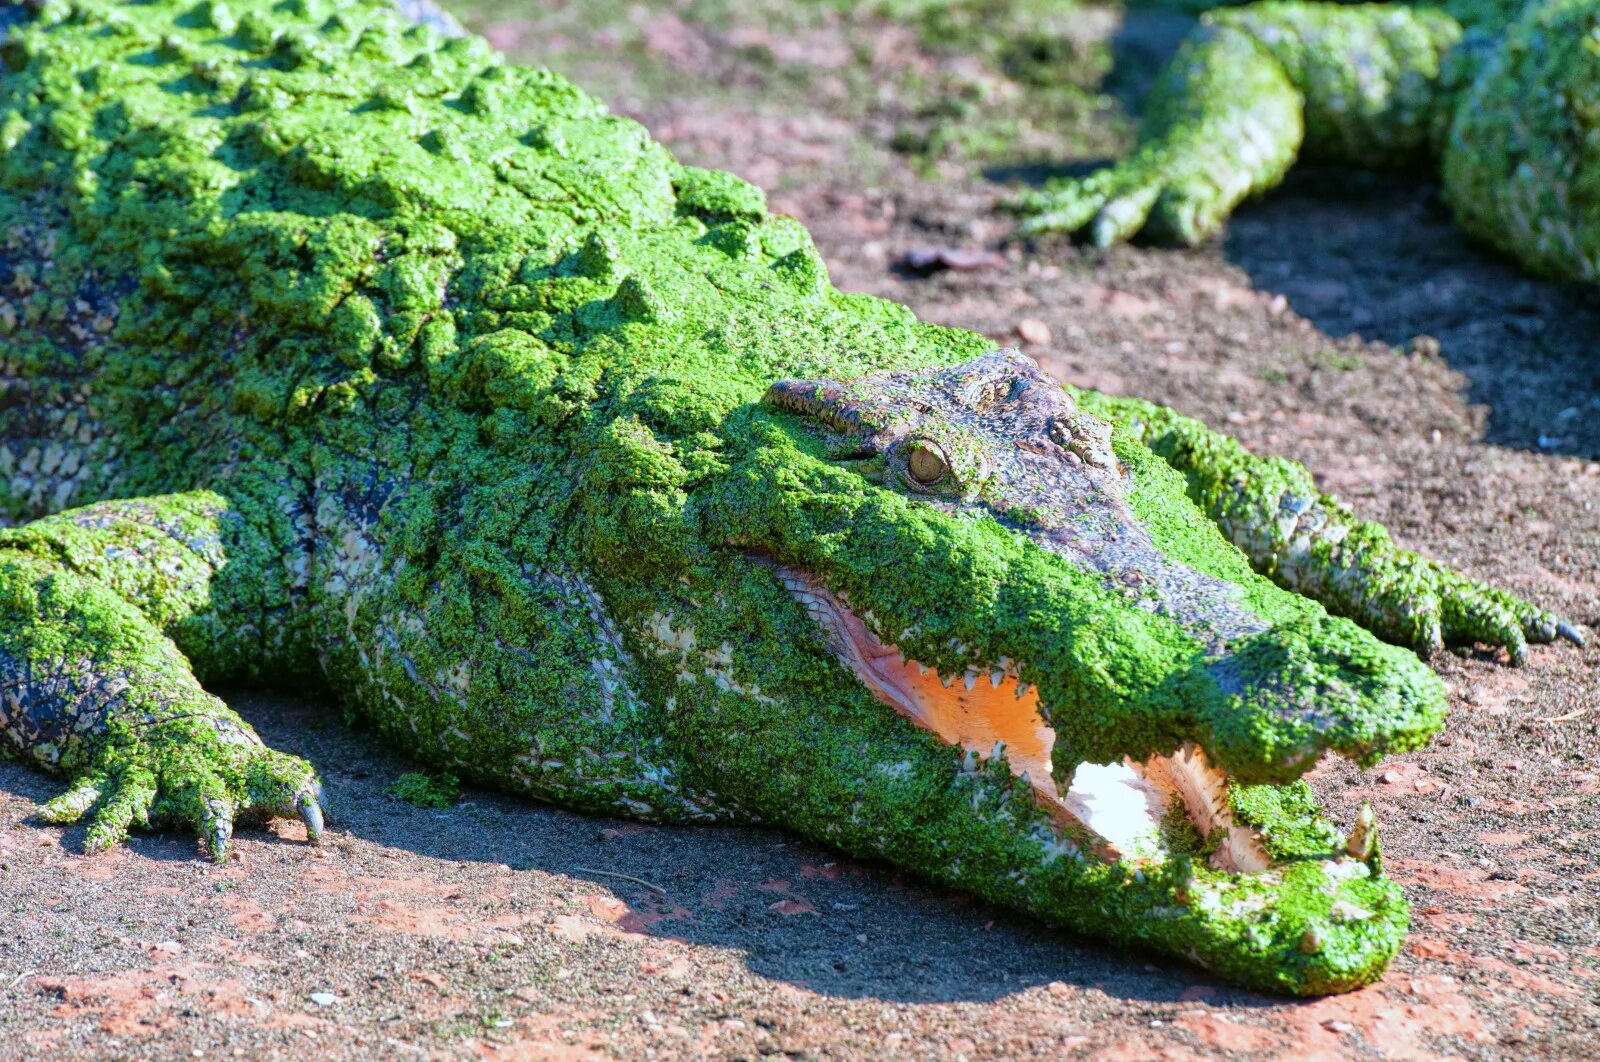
[38,714,326,861]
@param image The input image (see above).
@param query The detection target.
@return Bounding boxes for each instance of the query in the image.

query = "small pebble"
[1017,318,1052,345]
[309,992,337,1007]
[899,245,1006,274]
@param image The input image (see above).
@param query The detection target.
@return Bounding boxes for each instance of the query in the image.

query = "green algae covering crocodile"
[0,0,1582,996]
[1015,0,1600,280]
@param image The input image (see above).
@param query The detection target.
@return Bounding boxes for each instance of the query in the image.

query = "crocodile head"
[713,348,1445,994]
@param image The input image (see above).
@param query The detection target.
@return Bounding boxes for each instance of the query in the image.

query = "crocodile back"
[0,0,987,528]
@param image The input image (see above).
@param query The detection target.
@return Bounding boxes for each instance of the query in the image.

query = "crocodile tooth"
[916,663,929,677]
[990,669,1004,687]
[961,749,979,773]
[991,740,1006,761]
[940,672,956,688]
[1345,801,1378,861]
[963,670,977,691]
[1015,682,1031,699]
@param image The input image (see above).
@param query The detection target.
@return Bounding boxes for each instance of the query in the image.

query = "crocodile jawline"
[770,560,1274,873]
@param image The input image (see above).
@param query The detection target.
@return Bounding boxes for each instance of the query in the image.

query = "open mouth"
[771,560,1304,875]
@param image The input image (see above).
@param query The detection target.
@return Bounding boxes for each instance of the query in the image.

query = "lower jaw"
[1010,851,1410,996]
[965,752,1404,994]
[914,754,1406,994]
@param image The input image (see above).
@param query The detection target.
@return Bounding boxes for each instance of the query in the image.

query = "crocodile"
[1015,0,1600,286]
[0,0,1580,995]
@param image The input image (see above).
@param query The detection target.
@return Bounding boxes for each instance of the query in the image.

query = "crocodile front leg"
[1078,388,1583,663]
[1015,2,1465,245]
[0,486,325,857]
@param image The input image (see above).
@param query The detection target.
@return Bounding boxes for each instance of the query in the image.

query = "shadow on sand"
[2,691,1288,1011]
[1223,168,1600,460]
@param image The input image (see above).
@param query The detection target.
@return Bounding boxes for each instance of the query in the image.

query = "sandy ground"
[3,2,1599,1058]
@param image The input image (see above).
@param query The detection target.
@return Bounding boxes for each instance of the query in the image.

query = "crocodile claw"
[298,788,327,844]
[1345,801,1379,867]
[1556,621,1587,648]
[201,799,236,863]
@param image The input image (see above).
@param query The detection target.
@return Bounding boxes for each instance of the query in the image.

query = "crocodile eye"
[904,441,949,487]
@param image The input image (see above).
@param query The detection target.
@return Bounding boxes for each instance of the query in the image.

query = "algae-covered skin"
[0,0,1578,995]
[1015,0,1600,287]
